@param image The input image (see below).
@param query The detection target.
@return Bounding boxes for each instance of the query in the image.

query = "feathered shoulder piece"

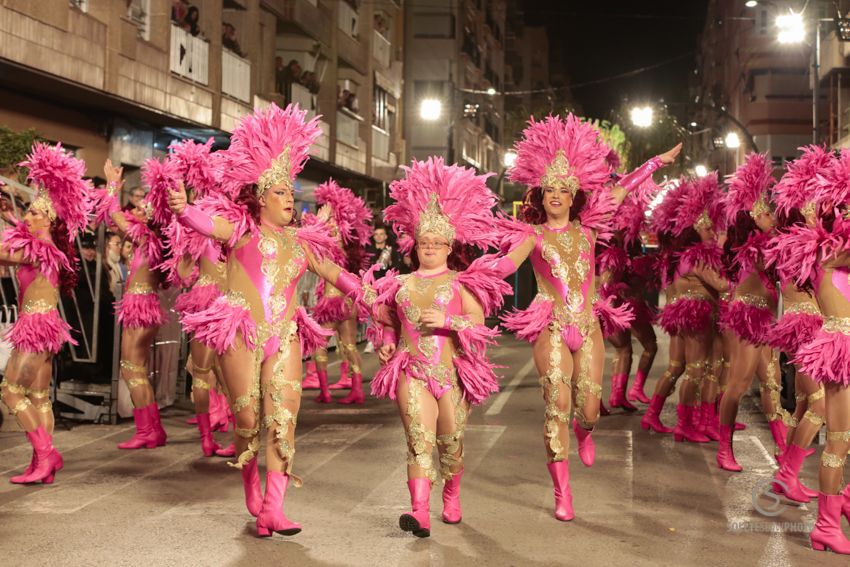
[494,214,537,253]
[295,216,338,262]
[18,142,92,241]
[315,179,373,247]
[169,138,221,200]
[141,156,181,227]
[763,221,844,287]
[774,145,832,216]
[384,156,498,253]
[196,193,256,248]
[597,244,629,276]
[457,255,514,316]
[300,212,345,265]
[508,114,612,194]
[674,173,726,235]
[724,153,775,225]
[223,103,322,195]
[730,230,771,280]
[578,188,618,240]
[616,191,651,245]
[0,223,72,283]
[677,241,723,274]
[124,212,162,266]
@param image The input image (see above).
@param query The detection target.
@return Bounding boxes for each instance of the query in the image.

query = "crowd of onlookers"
[171,0,245,58]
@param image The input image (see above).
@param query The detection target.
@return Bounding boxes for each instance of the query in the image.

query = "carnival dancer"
[764,146,829,502]
[363,156,509,537]
[485,114,679,519]
[1,143,89,484]
[96,157,171,450]
[716,154,788,471]
[161,140,234,457]
[309,179,373,405]
[166,103,364,538]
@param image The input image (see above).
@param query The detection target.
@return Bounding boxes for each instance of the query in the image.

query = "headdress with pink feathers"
[140,155,181,227]
[384,157,499,253]
[814,147,850,212]
[315,179,373,247]
[773,145,832,217]
[650,178,688,235]
[169,138,221,200]
[18,142,92,242]
[724,152,775,225]
[509,114,612,194]
[223,103,322,196]
[673,173,726,236]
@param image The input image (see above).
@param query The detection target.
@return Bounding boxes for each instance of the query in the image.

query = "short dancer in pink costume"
[776,147,850,554]
[309,179,373,405]
[167,103,364,538]
[97,158,169,450]
[716,154,789,471]
[161,139,234,457]
[487,114,679,520]
[363,157,509,537]
[1,143,90,484]
[763,146,830,503]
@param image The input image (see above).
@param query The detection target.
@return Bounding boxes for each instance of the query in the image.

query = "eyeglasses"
[418,241,449,250]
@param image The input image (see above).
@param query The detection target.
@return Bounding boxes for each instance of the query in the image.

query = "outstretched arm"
[610,143,681,205]
[486,234,536,279]
[168,183,235,243]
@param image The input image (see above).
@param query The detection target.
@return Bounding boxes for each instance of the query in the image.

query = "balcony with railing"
[337,109,362,148]
[373,30,391,69]
[170,23,209,85]
[372,125,390,161]
[222,49,251,103]
[278,0,331,46]
[337,2,367,73]
[290,82,317,117]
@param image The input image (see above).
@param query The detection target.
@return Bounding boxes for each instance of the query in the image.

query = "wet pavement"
[0,335,842,567]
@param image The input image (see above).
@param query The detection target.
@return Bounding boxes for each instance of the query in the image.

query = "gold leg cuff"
[802,409,825,428]
[822,452,847,468]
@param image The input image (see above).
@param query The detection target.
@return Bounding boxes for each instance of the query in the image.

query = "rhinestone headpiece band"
[30,188,57,222]
[416,194,455,243]
[539,149,580,195]
[257,146,293,197]
[749,193,771,220]
[693,210,713,231]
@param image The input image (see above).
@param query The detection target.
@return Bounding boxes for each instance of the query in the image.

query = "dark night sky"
[521,0,709,120]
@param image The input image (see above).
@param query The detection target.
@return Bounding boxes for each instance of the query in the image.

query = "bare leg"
[0,351,51,432]
[260,338,303,476]
[313,322,337,402]
[337,317,365,404]
[27,357,55,434]
[792,376,825,449]
[573,327,606,432]
[820,384,850,494]
[120,326,158,408]
[719,338,759,427]
[218,336,261,467]
[533,327,574,462]
[189,340,216,414]
[652,335,685,399]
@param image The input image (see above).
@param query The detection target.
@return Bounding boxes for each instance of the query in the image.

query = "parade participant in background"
[97,157,170,451]
[362,224,399,355]
[167,103,364,538]
[716,154,788,471]
[364,156,509,537]
[309,179,373,404]
[1,142,90,484]
[488,114,679,520]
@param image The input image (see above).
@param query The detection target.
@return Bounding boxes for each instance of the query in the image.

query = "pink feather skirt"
[174,283,221,318]
[6,309,76,354]
[766,308,823,356]
[719,299,775,345]
[116,291,167,329]
[181,292,257,354]
[656,297,714,336]
[312,295,353,325]
[795,319,850,386]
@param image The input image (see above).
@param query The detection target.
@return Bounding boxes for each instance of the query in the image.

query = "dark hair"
[723,211,758,268]
[519,186,586,225]
[408,241,474,272]
[51,219,79,296]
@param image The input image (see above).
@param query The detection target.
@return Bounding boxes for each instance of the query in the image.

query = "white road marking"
[485,357,536,416]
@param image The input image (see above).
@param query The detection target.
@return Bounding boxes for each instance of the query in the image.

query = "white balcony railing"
[291,82,316,117]
[337,110,361,148]
[372,126,390,161]
[222,49,251,103]
[338,1,359,39]
[170,23,209,85]
[373,30,391,68]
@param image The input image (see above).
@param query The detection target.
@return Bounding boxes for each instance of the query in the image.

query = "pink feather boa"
[180,293,257,354]
[795,325,850,386]
[767,311,823,355]
[6,310,76,354]
[656,297,714,336]
[294,306,335,357]
[597,245,628,278]
[116,291,167,328]
[718,300,774,345]
[91,187,121,227]
[174,283,221,318]
[1,224,72,285]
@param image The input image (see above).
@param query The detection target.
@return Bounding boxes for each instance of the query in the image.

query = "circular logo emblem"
[752,478,787,517]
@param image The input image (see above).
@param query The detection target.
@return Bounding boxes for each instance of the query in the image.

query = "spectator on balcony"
[301,71,320,95]
[222,23,243,57]
[337,88,359,114]
[171,0,189,23]
[181,5,202,37]
[275,57,286,95]
[281,59,302,102]
[123,185,146,212]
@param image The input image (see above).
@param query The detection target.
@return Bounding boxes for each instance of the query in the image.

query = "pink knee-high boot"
[117,406,157,449]
[337,372,365,405]
[15,427,61,484]
[148,404,167,446]
[301,359,320,389]
[400,478,432,537]
[641,394,673,433]
[716,424,742,472]
[572,419,595,467]
[608,373,637,411]
[329,360,352,390]
[699,401,720,441]
[768,419,788,462]
[546,460,575,521]
[196,413,222,457]
[771,444,815,503]
[627,369,652,404]
[241,457,263,517]
[9,448,37,484]
[442,469,463,524]
[811,493,850,554]
[314,370,332,404]
[256,471,302,537]
[673,405,709,443]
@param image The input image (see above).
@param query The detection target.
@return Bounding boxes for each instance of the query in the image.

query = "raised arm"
[609,143,682,206]
[167,184,235,243]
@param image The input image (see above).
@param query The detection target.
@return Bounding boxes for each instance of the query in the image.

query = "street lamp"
[503,149,517,168]
[725,132,741,149]
[630,106,654,128]
[777,11,805,44]
[419,98,443,121]
[486,87,497,96]
[745,0,758,7]
[695,164,708,177]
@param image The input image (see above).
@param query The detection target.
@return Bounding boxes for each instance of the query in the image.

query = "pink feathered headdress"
[673,173,726,236]
[141,156,181,226]
[650,179,688,235]
[169,138,221,200]
[223,103,322,196]
[509,114,612,194]
[724,153,775,224]
[815,147,850,211]
[384,156,498,253]
[315,179,373,246]
[18,142,92,241]
[773,145,832,216]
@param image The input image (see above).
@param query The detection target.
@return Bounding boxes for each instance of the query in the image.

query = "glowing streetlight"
[745,1,758,8]
[777,11,805,44]
[725,132,741,149]
[486,87,497,96]
[630,106,654,128]
[419,98,443,121]
[503,149,517,168]
[695,164,708,177]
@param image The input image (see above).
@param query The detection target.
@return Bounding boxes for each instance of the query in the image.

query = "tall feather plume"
[141,156,181,226]
[815,147,850,211]
[773,145,832,216]
[168,138,221,199]
[673,173,725,236]
[315,179,373,247]
[724,153,775,225]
